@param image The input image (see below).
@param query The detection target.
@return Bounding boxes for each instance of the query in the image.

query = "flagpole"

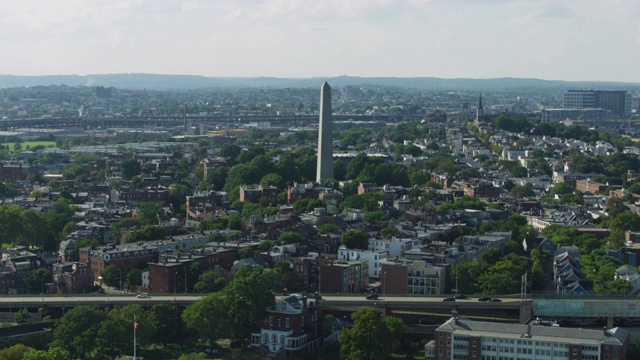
[133,314,137,360]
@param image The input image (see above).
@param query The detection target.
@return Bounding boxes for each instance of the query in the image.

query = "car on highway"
[487,298,502,302]
[454,294,467,299]
[136,293,150,298]
[442,297,456,302]
[477,296,492,301]
[366,294,379,300]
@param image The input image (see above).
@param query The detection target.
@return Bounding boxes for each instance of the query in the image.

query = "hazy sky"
[1,0,639,82]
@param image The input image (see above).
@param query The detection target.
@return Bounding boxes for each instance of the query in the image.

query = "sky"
[1,0,639,82]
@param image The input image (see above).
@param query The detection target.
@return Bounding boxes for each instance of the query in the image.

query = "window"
[473,341,477,347]
[285,318,290,328]
[263,334,268,344]
[272,334,277,344]
[573,349,577,355]
[278,319,281,327]
[269,316,273,327]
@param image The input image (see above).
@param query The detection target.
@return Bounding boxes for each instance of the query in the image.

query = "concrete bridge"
[0,294,636,326]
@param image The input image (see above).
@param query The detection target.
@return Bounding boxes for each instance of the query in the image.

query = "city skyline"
[1,0,639,83]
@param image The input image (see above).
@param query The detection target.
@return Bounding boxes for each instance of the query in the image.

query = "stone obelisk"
[316,82,333,183]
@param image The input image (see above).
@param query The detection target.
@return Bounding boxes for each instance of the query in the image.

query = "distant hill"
[0,73,638,91]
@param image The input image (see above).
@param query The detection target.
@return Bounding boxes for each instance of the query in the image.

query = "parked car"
[136,293,149,298]
[487,298,502,302]
[477,296,492,301]
[366,294,379,300]
[454,294,467,299]
[442,297,456,302]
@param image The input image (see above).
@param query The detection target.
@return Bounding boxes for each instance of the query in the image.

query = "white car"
[136,293,149,298]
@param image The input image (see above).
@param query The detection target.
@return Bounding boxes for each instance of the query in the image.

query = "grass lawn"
[2,141,56,149]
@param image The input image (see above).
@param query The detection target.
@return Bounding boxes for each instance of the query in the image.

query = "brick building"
[240,185,278,204]
[319,260,368,293]
[251,293,326,358]
[0,162,30,182]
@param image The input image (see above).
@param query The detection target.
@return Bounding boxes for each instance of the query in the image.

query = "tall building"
[428,316,629,360]
[316,82,333,183]
[563,90,631,115]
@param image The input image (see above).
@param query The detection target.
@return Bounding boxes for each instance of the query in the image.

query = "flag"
[134,321,138,329]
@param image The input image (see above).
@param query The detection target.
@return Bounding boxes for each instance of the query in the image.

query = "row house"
[456,179,501,200]
[337,247,388,279]
[357,182,396,207]
[319,260,369,294]
[575,179,608,193]
[114,186,169,203]
[240,184,278,204]
[368,237,421,258]
[185,189,230,221]
[553,172,603,187]
[293,255,331,292]
[554,245,593,296]
[146,248,236,294]
[52,262,93,294]
[79,243,159,287]
[243,214,297,236]
[381,259,447,295]
[287,182,317,204]
[0,249,46,294]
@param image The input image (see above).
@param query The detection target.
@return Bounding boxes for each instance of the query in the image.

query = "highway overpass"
[0,294,636,327]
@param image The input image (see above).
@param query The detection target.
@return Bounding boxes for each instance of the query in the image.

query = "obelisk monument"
[316,82,333,183]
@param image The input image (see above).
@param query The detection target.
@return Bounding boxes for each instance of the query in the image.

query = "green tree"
[340,307,394,360]
[477,253,527,294]
[47,198,75,235]
[363,211,390,224]
[278,231,306,245]
[126,268,143,288]
[223,265,282,344]
[147,304,181,345]
[317,223,338,234]
[178,353,209,360]
[194,270,228,293]
[510,184,535,198]
[97,305,149,358]
[220,144,242,160]
[260,173,286,190]
[23,347,71,360]
[135,202,163,225]
[14,307,31,324]
[101,264,123,289]
[24,268,51,294]
[120,158,142,180]
[341,229,369,250]
[0,344,33,360]
[183,293,230,346]
[53,305,106,359]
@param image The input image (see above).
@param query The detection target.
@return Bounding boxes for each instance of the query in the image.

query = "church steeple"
[476,93,484,119]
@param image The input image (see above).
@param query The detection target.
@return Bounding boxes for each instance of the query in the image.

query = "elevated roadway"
[0,114,406,130]
[0,294,636,326]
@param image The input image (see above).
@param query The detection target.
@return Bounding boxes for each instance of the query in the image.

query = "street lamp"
[118,268,122,293]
